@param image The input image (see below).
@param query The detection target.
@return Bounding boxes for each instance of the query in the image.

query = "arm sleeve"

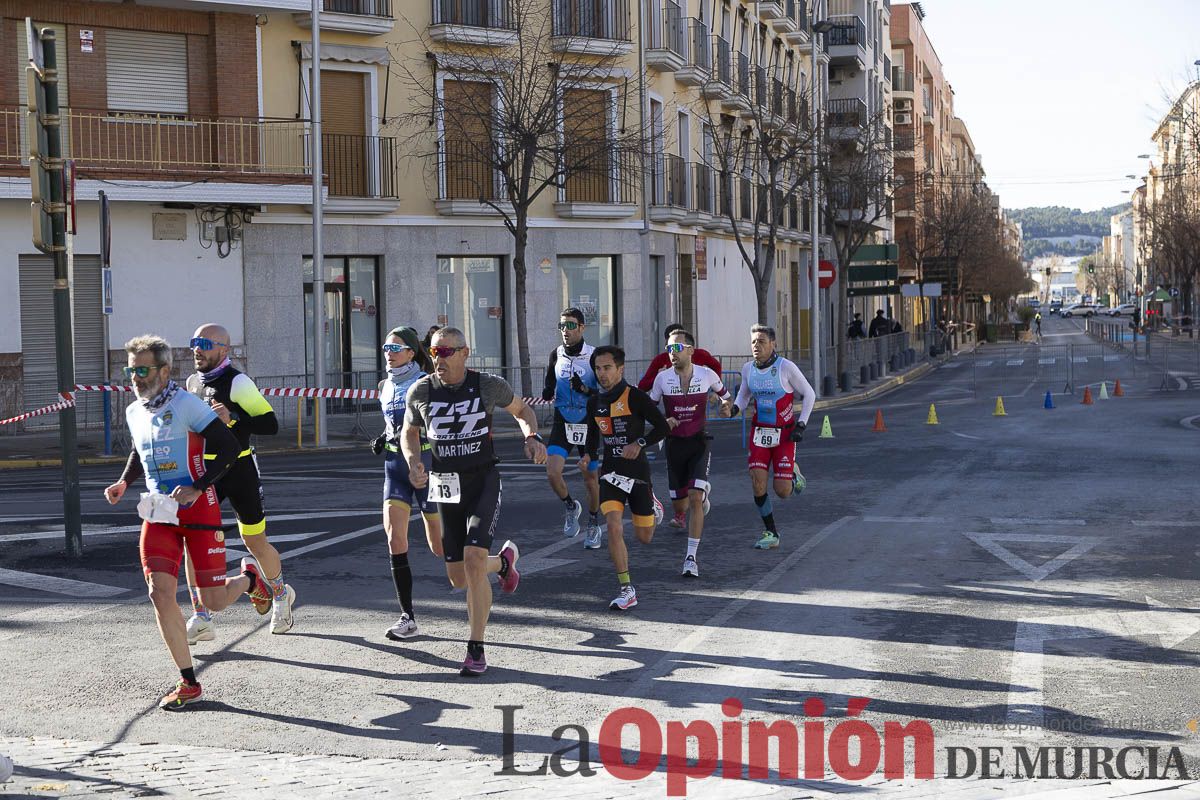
[194,419,239,491]
[707,368,732,402]
[637,353,666,392]
[541,351,557,402]
[734,363,752,411]
[585,397,600,460]
[635,390,671,448]
[229,374,279,436]
[696,349,723,375]
[783,360,817,426]
[119,447,144,486]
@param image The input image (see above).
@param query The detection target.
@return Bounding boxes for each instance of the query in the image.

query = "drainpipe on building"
[310,0,327,445]
[808,16,823,398]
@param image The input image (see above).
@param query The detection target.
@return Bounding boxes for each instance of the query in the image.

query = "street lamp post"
[810,16,834,396]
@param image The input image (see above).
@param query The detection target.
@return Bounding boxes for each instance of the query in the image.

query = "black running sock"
[467,640,485,658]
[562,493,576,508]
[180,667,198,686]
[754,493,778,534]
[390,552,414,619]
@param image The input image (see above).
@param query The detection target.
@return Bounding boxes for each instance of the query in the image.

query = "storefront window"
[559,256,617,345]
[436,256,505,368]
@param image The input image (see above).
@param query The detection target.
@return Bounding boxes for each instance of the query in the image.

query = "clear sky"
[915,0,1199,212]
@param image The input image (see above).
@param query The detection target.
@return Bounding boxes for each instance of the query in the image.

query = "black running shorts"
[439,468,503,563]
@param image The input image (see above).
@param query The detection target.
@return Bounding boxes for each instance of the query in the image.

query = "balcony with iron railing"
[551,0,633,54]
[675,19,711,86]
[828,97,867,129]
[701,35,736,102]
[893,131,916,154]
[649,152,689,222]
[774,0,808,39]
[891,68,914,93]
[294,0,394,34]
[436,139,514,215]
[826,16,866,69]
[555,145,638,218]
[646,0,687,71]
[313,132,398,201]
[688,162,714,222]
[430,0,517,45]
[1,105,311,185]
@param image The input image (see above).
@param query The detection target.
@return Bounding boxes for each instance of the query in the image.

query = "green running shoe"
[792,464,807,494]
[754,531,780,550]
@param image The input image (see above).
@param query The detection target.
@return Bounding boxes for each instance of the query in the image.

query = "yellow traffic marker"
[993,396,1007,417]
[926,403,939,425]
[818,415,834,438]
[1099,381,1110,400]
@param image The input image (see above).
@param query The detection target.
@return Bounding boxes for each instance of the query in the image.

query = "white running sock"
[686,537,700,559]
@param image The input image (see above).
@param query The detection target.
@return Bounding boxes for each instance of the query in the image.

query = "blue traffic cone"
[1044,390,1055,409]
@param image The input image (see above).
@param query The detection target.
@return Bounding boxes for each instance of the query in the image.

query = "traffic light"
[1087,264,1095,274]
[26,20,64,254]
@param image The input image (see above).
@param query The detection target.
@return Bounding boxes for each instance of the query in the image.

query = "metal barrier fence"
[1084,318,1200,391]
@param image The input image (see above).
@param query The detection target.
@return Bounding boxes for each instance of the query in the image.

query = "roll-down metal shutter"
[105,30,188,114]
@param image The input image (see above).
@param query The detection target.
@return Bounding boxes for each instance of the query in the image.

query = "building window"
[436,256,505,368]
[303,256,381,382]
[562,88,614,202]
[441,79,498,200]
[106,30,188,114]
[559,256,617,345]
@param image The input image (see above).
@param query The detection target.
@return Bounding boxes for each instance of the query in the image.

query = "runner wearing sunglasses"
[540,308,602,546]
[373,326,443,641]
[401,327,547,675]
[720,324,815,551]
[102,335,265,710]
[637,323,724,392]
[648,329,733,577]
[176,323,294,642]
[581,346,671,611]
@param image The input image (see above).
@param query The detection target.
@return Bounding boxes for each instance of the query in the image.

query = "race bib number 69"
[428,472,462,504]
[752,427,782,449]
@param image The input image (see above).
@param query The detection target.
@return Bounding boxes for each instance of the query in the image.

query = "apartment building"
[1,0,312,420]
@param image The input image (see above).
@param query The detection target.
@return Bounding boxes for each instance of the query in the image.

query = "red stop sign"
[809,260,837,289]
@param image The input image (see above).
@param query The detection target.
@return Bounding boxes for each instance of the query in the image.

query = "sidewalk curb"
[812,361,935,412]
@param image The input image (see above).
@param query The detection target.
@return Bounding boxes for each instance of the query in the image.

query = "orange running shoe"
[159,680,202,711]
[241,558,273,615]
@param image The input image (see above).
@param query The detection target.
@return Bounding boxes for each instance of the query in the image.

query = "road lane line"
[0,567,129,598]
[990,517,1087,526]
[863,515,946,524]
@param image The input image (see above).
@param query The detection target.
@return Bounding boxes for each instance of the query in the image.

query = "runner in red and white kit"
[648,329,732,577]
[721,324,815,550]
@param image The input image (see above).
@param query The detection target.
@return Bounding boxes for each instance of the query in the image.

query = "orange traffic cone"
[872,409,887,432]
[1081,386,1094,405]
[1114,379,1125,397]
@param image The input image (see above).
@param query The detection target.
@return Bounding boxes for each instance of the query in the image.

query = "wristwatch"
[526,433,545,443]
[636,437,647,448]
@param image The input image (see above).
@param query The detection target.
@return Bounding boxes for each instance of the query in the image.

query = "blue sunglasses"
[190,337,227,351]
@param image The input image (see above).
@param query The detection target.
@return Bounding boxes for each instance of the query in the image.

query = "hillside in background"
[1008,204,1131,260]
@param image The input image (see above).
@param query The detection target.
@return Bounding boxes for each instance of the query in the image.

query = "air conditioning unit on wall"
[896,98,912,111]
[895,112,912,125]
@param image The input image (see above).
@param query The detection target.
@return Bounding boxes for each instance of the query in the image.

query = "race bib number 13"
[753,427,782,449]
[565,423,588,446]
[428,472,462,504]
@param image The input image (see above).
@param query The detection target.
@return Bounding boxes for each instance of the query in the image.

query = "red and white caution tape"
[0,397,76,426]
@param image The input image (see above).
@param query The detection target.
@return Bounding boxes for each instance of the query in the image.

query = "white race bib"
[565,423,588,446]
[753,427,782,449]
[602,472,636,494]
[428,472,462,504]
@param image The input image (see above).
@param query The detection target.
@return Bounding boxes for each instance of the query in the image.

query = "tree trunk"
[754,254,770,326]
[512,212,532,397]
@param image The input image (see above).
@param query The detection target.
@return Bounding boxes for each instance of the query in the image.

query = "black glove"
[370,434,387,455]
[569,374,587,395]
[790,421,807,443]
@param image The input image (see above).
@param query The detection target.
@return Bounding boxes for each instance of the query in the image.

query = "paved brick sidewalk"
[4,736,1200,799]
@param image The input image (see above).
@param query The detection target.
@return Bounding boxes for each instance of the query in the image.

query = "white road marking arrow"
[964,532,1098,581]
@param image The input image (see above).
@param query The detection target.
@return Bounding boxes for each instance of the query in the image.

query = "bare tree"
[816,111,893,379]
[690,32,817,324]
[389,0,648,392]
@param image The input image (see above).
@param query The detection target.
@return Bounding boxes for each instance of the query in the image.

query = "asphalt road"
[3,316,1200,796]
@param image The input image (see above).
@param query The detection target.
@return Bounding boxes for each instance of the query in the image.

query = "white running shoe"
[681,555,699,578]
[609,584,638,611]
[186,614,214,645]
[270,585,296,634]
[652,494,664,526]
[562,499,583,537]
[702,494,711,516]
[386,613,418,640]
[584,518,603,549]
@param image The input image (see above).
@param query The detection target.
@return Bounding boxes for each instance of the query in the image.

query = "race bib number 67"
[753,427,782,449]
[565,423,588,446]
[428,472,462,504]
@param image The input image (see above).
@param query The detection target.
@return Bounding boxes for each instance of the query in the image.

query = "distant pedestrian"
[421,325,441,351]
[868,310,888,338]
[847,313,865,340]
[890,318,902,335]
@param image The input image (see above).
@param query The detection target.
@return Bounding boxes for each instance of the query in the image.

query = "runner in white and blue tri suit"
[722,324,816,551]
[372,326,443,641]
[541,308,603,547]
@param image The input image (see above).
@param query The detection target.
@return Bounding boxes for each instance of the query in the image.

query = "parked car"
[1028,299,1041,309]
[1049,300,1063,314]
[1061,303,1096,318]
[1092,306,1114,316]
[1108,303,1137,317]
